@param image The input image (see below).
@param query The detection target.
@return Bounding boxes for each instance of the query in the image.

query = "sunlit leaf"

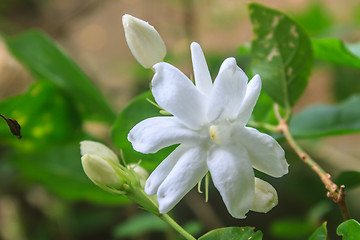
[249,3,313,107]
[290,95,360,138]
[111,91,175,171]
[3,30,115,122]
[198,227,262,240]
[312,39,360,69]
[337,219,360,240]
[0,81,83,151]
[337,171,360,190]
[308,222,327,240]
[11,144,128,204]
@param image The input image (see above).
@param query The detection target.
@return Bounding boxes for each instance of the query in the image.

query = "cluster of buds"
[80,141,158,214]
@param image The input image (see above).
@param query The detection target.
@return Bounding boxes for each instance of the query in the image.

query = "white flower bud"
[81,154,123,188]
[127,163,149,188]
[251,178,278,213]
[122,14,166,68]
[80,140,119,165]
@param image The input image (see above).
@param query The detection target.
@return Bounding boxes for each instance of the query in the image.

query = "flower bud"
[81,153,123,188]
[251,178,278,213]
[80,141,123,188]
[80,140,119,165]
[127,163,149,188]
[122,14,166,68]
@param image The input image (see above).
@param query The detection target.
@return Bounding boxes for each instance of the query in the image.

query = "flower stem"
[274,104,351,221]
[159,214,197,240]
[128,187,196,240]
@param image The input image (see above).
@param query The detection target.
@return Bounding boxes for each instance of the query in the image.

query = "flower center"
[209,122,232,145]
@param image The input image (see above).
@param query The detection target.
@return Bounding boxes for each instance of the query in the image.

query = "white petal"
[207,58,248,123]
[251,178,278,213]
[80,141,119,165]
[191,42,212,96]
[237,127,289,177]
[128,117,204,154]
[145,144,188,195]
[207,145,254,219]
[152,62,207,129]
[236,74,262,124]
[156,145,208,213]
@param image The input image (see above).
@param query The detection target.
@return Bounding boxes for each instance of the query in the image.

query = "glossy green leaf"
[198,227,262,240]
[113,213,168,238]
[337,219,360,240]
[0,81,83,151]
[111,91,175,171]
[312,39,360,69]
[249,3,313,108]
[337,171,360,190]
[3,30,115,122]
[308,222,327,240]
[11,144,128,205]
[290,95,360,138]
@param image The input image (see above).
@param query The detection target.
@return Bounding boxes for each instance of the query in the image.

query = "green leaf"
[249,3,313,107]
[11,144,128,205]
[113,213,168,238]
[290,95,360,138]
[111,91,175,171]
[312,39,360,69]
[337,171,360,190]
[308,222,327,240]
[0,81,83,151]
[198,227,262,240]
[337,219,360,240]
[3,30,115,122]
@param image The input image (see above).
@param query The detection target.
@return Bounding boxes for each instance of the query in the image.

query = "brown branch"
[274,104,350,221]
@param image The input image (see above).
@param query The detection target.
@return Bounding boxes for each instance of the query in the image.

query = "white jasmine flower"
[122,14,166,69]
[128,42,288,218]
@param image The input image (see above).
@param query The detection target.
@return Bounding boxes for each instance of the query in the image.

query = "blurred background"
[1,0,360,239]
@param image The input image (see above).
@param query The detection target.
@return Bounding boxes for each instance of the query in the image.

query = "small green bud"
[122,14,166,69]
[127,163,149,188]
[251,178,278,213]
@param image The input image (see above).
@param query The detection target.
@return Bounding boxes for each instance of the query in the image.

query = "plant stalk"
[274,104,351,221]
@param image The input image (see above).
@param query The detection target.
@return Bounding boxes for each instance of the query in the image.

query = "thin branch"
[274,104,351,221]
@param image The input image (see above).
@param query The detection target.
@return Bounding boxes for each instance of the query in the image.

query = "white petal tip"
[223,57,237,67]
[190,41,201,50]
[251,74,261,84]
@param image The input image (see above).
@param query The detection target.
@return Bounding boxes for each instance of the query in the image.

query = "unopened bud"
[81,154,123,188]
[127,163,149,188]
[251,178,278,213]
[80,140,119,165]
[80,141,123,188]
[122,14,166,68]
